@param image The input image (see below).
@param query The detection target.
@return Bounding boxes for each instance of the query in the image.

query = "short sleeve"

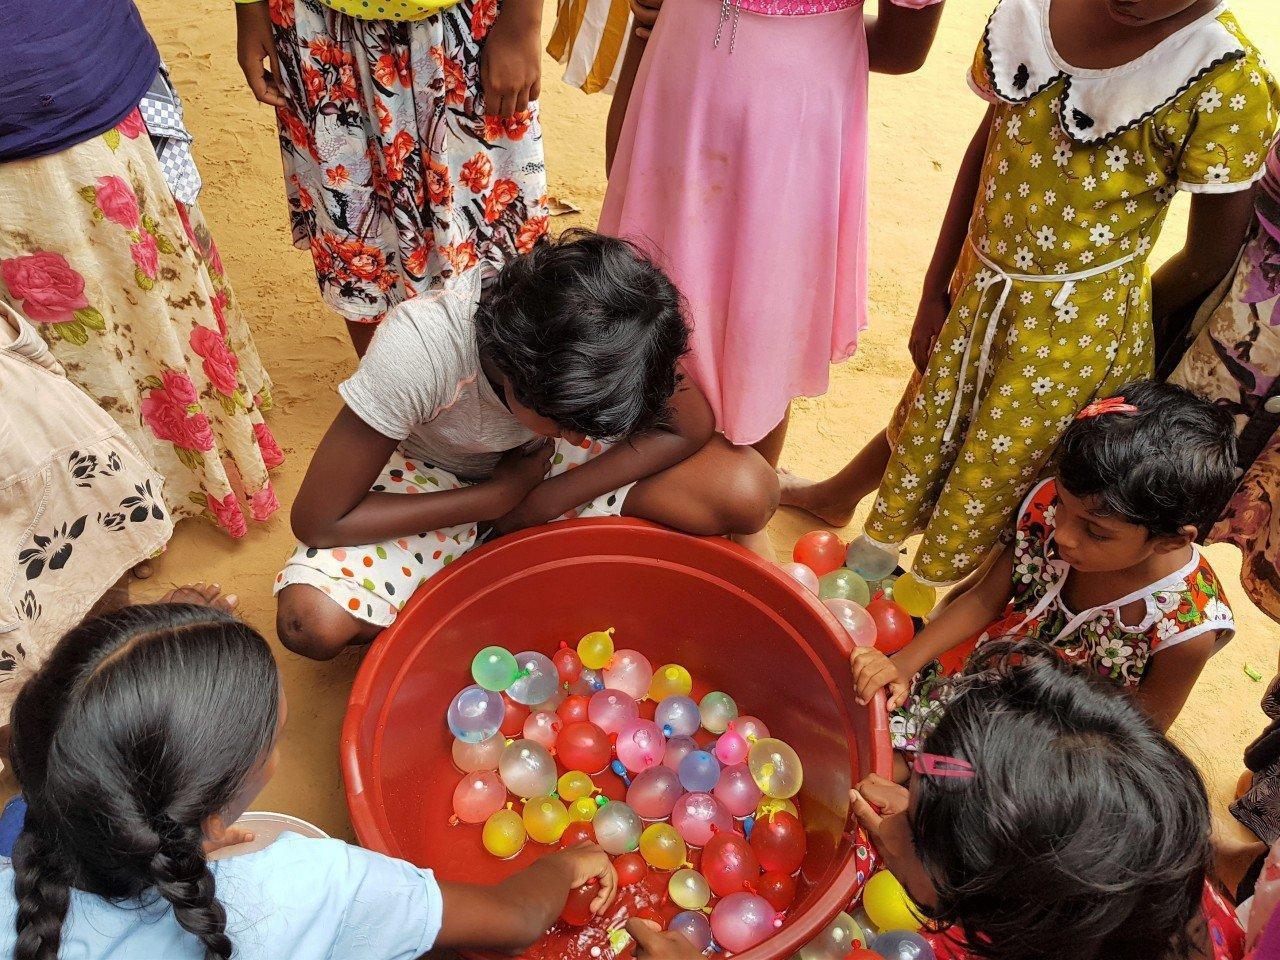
[218,835,444,960]
[338,275,481,441]
[887,0,943,7]
[1172,52,1280,194]
[968,39,998,104]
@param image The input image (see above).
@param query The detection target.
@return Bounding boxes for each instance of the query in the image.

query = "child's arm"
[606,6,656,175]
[908,104,993,372]
[436,846,617,951]
[481,0,542,118]
[489,374,716,535]
[290,406,551,548]
[234,1,287,107]
[1131,632,1217,732]
[866,1,945,76]
[850,544,1015,707]
[1151,188,1257,362]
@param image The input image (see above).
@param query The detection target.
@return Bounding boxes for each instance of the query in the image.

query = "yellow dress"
[867,0,1279,587]
[234,0,457,22]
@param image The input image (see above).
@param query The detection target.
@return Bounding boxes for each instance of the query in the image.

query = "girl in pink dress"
[599,0,945,463]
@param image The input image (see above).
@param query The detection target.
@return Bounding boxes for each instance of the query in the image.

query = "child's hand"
[850,774,913,866]
[908,291,951,374]
[481,4,542,118]
[489,440,553,512]
[556,844,619,916]
[627,918,703,958]
[851,647,909,709]
[201,814,255,856]
[235,1,287,108]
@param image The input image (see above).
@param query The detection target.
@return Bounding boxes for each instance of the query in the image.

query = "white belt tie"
[941,243,1138,444]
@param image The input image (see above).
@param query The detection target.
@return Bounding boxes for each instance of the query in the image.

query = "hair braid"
[149,819,232,960]
[12,825,71,960]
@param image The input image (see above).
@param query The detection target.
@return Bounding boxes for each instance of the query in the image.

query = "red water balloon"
[749,811,807,874]
[843,951,882,960]
[702,830,761,897]
[614,852,650,886]
[560,880,598,926]
[560,821,596,847]
[756,870,797,911]
[557,694,591,725]
[792,531,846,577]
[500,693,530,738]
[553,645,583,684]
[867,597,915,654]
[557,721,612,774]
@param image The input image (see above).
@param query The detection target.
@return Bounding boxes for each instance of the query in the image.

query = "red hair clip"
[913,752,976,780]
[1075,396,1139,420]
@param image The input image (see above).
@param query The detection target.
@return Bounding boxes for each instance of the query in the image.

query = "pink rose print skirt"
[269,0,548,324]
[0,110,283,539]
[275,437,634,626]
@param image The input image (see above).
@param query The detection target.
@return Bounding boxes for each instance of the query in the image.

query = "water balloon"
[616,718,667,773]
[702,830,760,897]
[560,820,595,847]
[735,716,771,742]
[557,694,591,724]
[757,797,799,821]
[522,711,562,751]
[507,650,559,705]
[638,822,687,870]
[451,770,506,824]
[797,912,864,960]
[793,530,846,577]
[669,868,712,910]
[557,721,611,774]
[715,723,750,765]
[819,568,871,606]
[867,597,915,654]
[568,797,599,821]
[679,750,721,793]
[471,646,520,692]
[569,667,606,696]
[593,801,643,855]
[614,852,649,886]
[891,572,936,618]
[757,870,798,912]
[779,560,821,594]
[649,663,693,700]
[451,732,504,772]
[670,911,714,953]
[748,738,804,799]
[553,644,583,684]
[557,770,595,803]
[749,809,807,873]
[577,628,616,670]
[588,688,639,735]
[604,649,653,700]
[714,763,763,818]
[655,695,702,738]
[870,931,935,960]
[482,808,525,859]
[560,880,599,926]
[498,738,557,798]
[671,792,733,847]
[447,685,504,743]
[710,892,779,953]
[627,765,684,820]
[699,691,738,734]
[823,598,878,648]
[845,535,898,581]
[523,795,570,845]
[863,871,923,932]
[500,693,530,737]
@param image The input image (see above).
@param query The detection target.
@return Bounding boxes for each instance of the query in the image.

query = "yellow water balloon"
[482,808,526,859]
[558,770,595,803]
[639,822,687,870]
[523,795,570,844]
[892,572,937,619]
[668,868,711,911]
[649,663,693,701]
[863,870,924,932]
[748,738,804,799]
[577,628,616,670]
[569,796,599,822]
[756,797,799,821]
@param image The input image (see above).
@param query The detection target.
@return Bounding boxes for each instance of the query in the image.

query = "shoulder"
[366,271,483,364]
[1147,550,1236,654]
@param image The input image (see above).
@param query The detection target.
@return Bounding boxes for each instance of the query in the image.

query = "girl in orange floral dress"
[236,0,549,354]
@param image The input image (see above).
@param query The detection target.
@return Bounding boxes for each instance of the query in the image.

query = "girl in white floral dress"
[790,0,1280,586]
[848,382,1238,750]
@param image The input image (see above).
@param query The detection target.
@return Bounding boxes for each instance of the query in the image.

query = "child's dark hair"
[1055,379,1236,537]
[911,643,1210,960]
[474,229,689,440]
[9,603,281,960]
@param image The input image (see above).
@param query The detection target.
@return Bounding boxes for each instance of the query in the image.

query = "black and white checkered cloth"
[139,68,202,206]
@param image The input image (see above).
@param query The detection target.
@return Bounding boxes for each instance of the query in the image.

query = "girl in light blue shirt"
[0,599,617,960]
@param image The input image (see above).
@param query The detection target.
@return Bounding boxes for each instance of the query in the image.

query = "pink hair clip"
[1075,396,1139,420]
[913,752,976,780]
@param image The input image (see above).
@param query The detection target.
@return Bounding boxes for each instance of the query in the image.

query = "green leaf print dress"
[866,0,1280,587]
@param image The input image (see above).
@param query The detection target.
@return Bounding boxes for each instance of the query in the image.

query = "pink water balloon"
[588,688,639,735]
[714,763,763,818]
[452,733,505,773]
[616,718,667,773]
[663,736,699,772]
[715,723,750,765]
[671,792,734,847]
[780,561,821,594]
[523,711,563,751]
[451,770,506,824]
[735,716,771,742]
[627,765,684,820]
[824,598,878,647]
[603,649,654,701]
[711,892,780,953]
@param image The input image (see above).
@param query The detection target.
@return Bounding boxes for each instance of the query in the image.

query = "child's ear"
[1152,525,1198,555]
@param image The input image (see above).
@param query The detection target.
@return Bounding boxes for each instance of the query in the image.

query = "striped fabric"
[547,0,633,94]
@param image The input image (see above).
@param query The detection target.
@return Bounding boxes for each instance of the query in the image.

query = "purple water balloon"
[627,765,684,820]
[670,911,714,953]
[678,750,721,793]
[655,695,702,738]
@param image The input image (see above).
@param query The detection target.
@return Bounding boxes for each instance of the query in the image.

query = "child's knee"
[275,584,368,661]
[716,449,780,534]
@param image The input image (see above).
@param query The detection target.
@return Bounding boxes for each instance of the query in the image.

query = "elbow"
[290,507,340,550]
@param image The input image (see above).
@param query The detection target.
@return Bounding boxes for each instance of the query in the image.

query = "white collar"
[980,0,1246,145]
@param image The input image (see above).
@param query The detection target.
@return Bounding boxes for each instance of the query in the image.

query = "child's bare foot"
[160,582,239,612]
[778,469,860,528]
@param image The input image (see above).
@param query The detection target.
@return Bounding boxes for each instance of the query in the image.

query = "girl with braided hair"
[0,600,617,960]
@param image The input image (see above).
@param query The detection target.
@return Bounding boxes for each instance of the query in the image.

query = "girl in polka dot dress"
[850,382,1238,749]
[785,0,1279,590]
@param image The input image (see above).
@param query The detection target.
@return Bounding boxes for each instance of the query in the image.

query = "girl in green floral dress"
[802,0,1279,587]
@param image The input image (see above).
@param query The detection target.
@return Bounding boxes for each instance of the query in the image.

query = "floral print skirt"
[0,110,283,538]
[1172,224,1280,622]
[269,0,549,323]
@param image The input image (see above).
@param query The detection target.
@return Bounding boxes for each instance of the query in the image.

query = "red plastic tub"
[342,519,892,959]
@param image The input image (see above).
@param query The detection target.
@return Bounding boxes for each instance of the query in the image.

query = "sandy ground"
[130,0,1280,849]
